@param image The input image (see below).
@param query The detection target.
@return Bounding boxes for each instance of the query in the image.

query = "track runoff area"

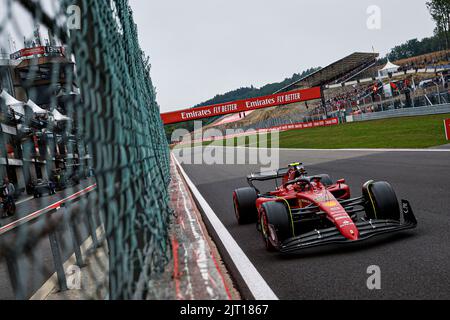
[165,88,450,301]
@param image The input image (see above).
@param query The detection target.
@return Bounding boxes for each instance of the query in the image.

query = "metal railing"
[352,103,450,122]
[209,91,450,134]
[0,184,102,300]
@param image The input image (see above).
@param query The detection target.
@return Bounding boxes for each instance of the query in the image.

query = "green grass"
[201,113,450,149]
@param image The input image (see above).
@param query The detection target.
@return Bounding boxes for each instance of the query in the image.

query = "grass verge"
[192,113,450,149]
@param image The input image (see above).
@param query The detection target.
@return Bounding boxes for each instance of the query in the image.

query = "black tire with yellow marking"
[363,181,400,221]
[260,202,292,251]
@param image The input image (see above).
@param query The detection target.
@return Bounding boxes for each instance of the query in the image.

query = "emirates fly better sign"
[161,87,322,125]
[10,46,65,60]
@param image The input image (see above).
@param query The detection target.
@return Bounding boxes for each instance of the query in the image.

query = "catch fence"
[0,0,171,300]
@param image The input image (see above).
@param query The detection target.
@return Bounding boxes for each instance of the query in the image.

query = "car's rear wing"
[247,168,289,191]
[247,168,289,181]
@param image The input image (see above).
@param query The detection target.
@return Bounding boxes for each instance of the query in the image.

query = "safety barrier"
[352,103,450,122]
[0,0,171,300]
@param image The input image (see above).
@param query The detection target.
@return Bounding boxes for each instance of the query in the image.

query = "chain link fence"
[0,0,171,300]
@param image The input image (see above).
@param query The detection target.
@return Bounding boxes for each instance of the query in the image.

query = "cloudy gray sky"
[129,0,436,113]
[0,1,436,112]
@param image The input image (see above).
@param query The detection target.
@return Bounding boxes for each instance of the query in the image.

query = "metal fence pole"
[5,254,26,300]
[48,227,68,292]
[64,204,85,267]
[86,208,100,249]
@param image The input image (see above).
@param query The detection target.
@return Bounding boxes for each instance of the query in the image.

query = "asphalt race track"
[178,147,450,300]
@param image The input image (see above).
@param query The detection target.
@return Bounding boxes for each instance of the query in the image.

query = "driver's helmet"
[288,162,307,180]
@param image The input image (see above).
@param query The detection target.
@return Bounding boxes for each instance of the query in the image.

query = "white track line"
[16,196,34,205]
[172,154,278,301]
[269,148,450,152]
[221,146,450,152]
[177,145,450,152]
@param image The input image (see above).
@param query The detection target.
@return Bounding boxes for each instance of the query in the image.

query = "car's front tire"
[233,187,258,225]
[260,202,293,251]
[363,181,400,221]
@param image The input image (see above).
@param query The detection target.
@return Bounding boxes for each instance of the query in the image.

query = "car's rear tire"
[317,174,333,186]
[233,187,258,225]
[260,202,292,251]
[363,181,400,221]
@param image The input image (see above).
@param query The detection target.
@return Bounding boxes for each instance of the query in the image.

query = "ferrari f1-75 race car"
[232,163,417,253]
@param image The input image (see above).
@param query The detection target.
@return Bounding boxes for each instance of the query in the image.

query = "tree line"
[387,0,449,61]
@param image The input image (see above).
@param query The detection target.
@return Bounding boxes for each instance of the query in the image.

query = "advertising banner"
[161,87,322,125]
[10,46,65,60]
[263,117,339,133]
[445,119,450,140]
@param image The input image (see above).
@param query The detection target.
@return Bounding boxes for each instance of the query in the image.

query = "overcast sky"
[0,1,436,112]
[129,0,435,112]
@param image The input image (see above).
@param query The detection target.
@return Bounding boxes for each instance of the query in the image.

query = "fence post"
[48,226,68,292]
[64,204,85,267]
[86,208,100,249]
[5,253,26,300]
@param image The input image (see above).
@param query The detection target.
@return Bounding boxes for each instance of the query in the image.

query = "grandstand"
[275,52,379,92]
[394,50,450,70]
[209,52,379,130]
[207,50,450,133]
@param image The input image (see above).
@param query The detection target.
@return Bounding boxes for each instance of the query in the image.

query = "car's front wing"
[279,200,417,254]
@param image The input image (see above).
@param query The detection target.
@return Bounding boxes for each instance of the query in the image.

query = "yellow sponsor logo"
[323,201,338,207]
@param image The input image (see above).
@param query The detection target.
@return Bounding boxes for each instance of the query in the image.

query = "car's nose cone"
[340,224,360,241]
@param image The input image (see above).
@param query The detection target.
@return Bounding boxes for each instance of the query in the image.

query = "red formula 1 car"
[232,163,417,253]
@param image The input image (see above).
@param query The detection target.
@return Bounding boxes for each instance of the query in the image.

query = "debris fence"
[0,0,171,300]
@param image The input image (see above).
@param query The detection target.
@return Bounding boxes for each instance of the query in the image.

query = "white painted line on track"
[172,153,279,301]
[263,147,450,152]
[201,146,450,152]
[16,196,34,205]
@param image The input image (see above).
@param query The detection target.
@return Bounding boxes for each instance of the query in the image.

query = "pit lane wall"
[144,155,238,300]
